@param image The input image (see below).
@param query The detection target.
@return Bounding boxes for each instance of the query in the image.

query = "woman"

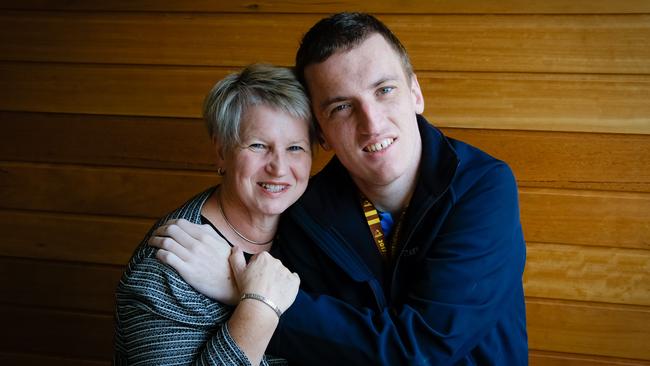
[114,64,316,365]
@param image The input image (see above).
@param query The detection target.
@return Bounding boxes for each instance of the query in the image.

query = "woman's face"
[221,103,312,218]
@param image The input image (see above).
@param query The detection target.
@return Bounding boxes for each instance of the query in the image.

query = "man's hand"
[148,218,238,305]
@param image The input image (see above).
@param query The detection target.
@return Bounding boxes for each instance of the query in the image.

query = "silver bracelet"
[240,293,282,318]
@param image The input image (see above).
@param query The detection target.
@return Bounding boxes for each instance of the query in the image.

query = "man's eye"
[378,86,395,95]
[288,145,306,152]
[330,104,351,115]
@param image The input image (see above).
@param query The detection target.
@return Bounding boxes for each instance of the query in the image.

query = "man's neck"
[353,165,420,216]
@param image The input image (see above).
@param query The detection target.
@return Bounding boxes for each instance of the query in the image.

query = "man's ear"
[319,133,332,151]
[410,73,425,114]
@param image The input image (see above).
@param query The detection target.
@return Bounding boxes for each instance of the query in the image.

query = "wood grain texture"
[2,297,648,363]
[530,350,650,366]
[443,128,650,193]
[3,228,648,312]
[0,2,648,362]
[0,305,113,360]
[422,72,650,135]
[524,243,650,306]
[2,112,648,191]
[0,112,215,169]
[0,162,216,218]
[3,163,647,249]
[0,112,332,175]
[2,0,650,14]
[0,352,110,366]
[0,209,152,265]
[527,298,650,360]
[0,62,227,118]
[520,188,650,250]
[0,257,122,313]
[2,64,649,134]
[1,13,649,74]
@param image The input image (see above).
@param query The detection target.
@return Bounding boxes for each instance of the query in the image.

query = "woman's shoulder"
[116,186,229,325]
[120,187,215,269]
[117,249,230,325]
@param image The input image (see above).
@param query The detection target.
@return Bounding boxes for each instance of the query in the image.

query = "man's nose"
[358,101,383,135]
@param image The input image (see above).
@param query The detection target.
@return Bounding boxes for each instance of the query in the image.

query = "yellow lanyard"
[361,197,407,262]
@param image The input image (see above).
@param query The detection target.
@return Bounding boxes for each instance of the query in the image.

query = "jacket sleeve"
[114,247,258,366]
[269,163,526,365]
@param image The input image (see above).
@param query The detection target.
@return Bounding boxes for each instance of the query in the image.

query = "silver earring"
[217,167,225,176]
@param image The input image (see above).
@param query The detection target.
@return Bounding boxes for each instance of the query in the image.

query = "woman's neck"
[201,187,277,254]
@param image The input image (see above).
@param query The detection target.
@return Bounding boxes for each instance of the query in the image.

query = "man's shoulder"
[418,119,514,198]
[443,136,518,203]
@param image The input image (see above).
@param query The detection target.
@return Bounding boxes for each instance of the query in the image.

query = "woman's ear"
[212,135,227,169]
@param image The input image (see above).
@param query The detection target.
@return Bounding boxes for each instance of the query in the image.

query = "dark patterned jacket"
[114,187,286,365]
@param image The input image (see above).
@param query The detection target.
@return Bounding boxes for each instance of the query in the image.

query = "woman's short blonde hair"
[203,64,315,156]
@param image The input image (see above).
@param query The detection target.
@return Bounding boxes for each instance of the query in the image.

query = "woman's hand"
[230,247,300,314]
[148,218,238,305]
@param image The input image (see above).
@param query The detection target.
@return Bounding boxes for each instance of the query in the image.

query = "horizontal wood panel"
[524,243,650,306]
[0,257,122,313]
[527,298,650,360]
[0,162,216,218]
[0,112,333,175]
[530,350,650,366]
[425,72,650,134]
[0,352,110,366]
[0,210,151,265]
[1,163,648,249]
[0,12,310,67]
[444,128,650,193]
[3,0,650,14]
[2,112,648,191]
[1,299,646,362]
[0,305,113,360]
[1,13,649,74]
[3,230,648,311]
[520,188,650,250]
[1,64,649,134]
[0,62,227,119]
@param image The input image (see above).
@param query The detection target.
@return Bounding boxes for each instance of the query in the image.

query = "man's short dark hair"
[295,12,414,90]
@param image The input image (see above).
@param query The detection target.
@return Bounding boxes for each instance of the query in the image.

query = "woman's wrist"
[227,296,279,366]
[240,293,283,318]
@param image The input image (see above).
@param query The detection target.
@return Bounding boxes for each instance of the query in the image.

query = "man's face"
[304,33,424,191]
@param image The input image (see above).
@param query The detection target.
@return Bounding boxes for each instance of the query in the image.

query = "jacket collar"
[290,115,459,279]
[415,114,459,198]
[404,115,459,231]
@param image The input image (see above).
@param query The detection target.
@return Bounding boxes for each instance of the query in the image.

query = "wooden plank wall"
[0,1,648,364]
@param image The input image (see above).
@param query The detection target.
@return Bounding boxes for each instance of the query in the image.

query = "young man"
[268,13,528,365]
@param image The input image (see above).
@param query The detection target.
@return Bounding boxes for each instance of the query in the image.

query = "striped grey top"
[114,187,287,365]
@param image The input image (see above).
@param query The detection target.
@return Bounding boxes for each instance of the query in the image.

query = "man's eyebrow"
[318,76,400,110]
[319,96,349,110]
[372,76,398,88]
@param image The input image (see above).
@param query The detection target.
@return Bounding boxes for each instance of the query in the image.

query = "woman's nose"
[266,150,288,176]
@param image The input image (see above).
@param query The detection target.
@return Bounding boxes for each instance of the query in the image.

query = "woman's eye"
[288,145,305,152]
[248,143,266,150]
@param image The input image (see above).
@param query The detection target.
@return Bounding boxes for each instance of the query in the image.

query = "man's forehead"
[304,35,403,91]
